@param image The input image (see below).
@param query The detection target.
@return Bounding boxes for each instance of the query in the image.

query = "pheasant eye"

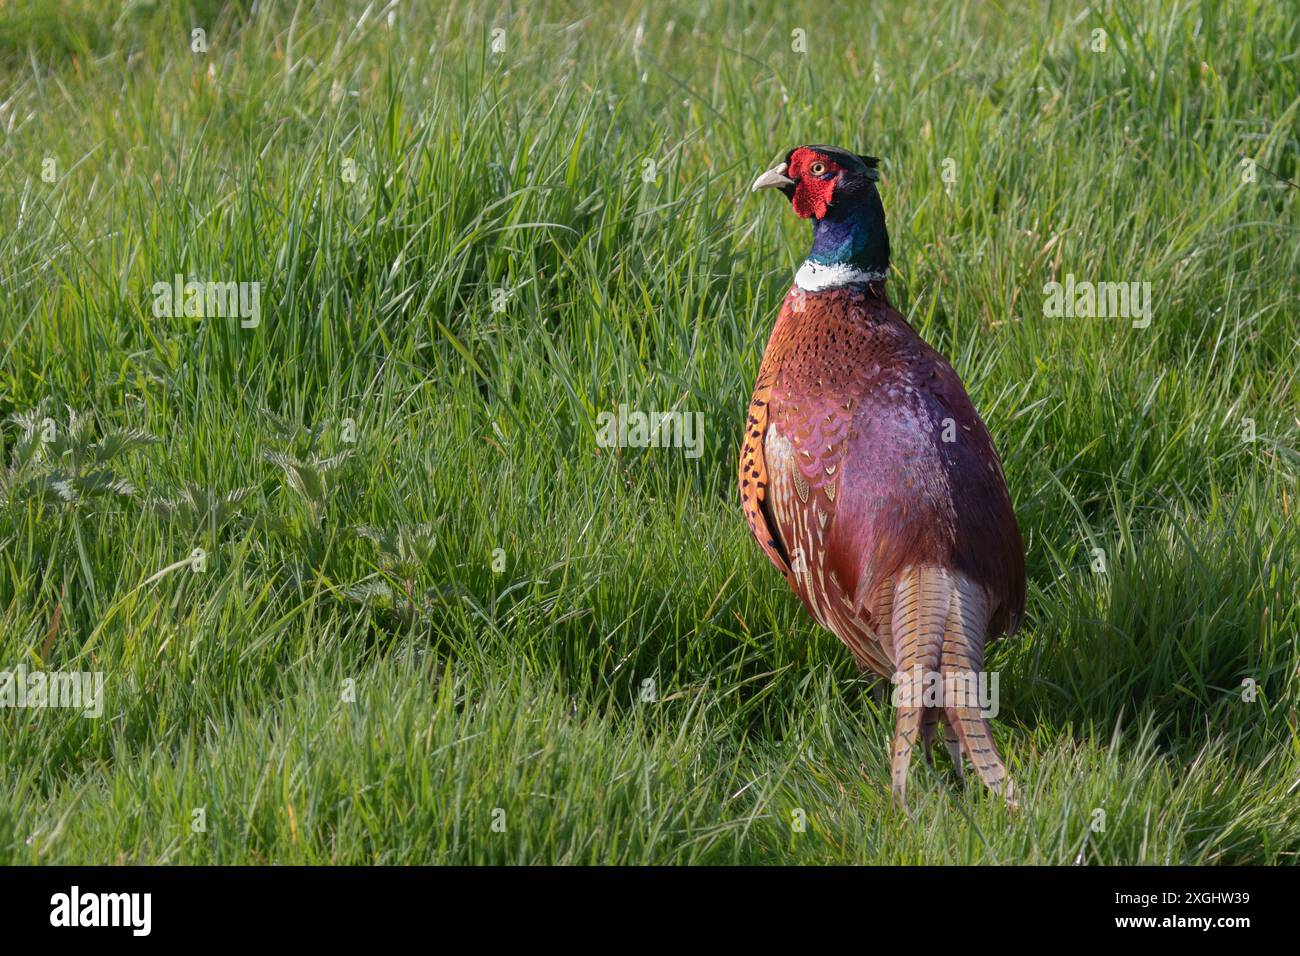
[809,161,827,176]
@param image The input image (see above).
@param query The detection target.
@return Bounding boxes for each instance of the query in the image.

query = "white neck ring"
[794,260,887,292]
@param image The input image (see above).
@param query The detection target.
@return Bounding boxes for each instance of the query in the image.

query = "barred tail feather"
[888,566,1015,806]
[941,572,1016,804]
[889,566,949,803]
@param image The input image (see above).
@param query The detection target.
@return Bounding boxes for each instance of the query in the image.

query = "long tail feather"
[889,566,949,803]
[941,574,1015,804]
[887,566,1015,806]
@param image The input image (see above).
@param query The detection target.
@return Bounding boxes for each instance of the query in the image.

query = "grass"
[0,0,1297,864]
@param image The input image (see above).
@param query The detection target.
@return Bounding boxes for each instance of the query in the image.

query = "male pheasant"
[743,145,1025,804]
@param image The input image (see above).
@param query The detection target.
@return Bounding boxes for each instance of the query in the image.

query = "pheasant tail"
[941,574,1016,804]
[889,566,948,801]
[889,565,1015,805]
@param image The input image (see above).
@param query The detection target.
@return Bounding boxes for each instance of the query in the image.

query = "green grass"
[1,0,1297,864]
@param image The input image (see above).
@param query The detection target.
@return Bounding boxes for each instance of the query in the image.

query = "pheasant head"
[752,145,890,291]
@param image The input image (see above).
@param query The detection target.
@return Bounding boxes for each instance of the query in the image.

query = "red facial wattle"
[792,174,835,219]
[788,147,839,219]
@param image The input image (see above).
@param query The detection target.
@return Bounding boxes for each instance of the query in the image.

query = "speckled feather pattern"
[739,283,1025,679]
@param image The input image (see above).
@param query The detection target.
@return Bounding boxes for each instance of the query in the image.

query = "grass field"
[1,0,1297,865]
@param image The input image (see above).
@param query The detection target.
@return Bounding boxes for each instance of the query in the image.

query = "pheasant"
[743,145,1025,804]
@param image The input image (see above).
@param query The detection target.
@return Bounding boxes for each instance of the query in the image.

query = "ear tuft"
[858,154,881,180]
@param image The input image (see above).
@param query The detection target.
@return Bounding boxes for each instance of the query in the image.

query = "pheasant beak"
[751,162,795,192]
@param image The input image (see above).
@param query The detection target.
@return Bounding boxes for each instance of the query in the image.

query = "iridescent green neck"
[808,187,889,274]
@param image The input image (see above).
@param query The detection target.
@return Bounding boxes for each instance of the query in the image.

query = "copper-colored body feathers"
[740,284,1024,803]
